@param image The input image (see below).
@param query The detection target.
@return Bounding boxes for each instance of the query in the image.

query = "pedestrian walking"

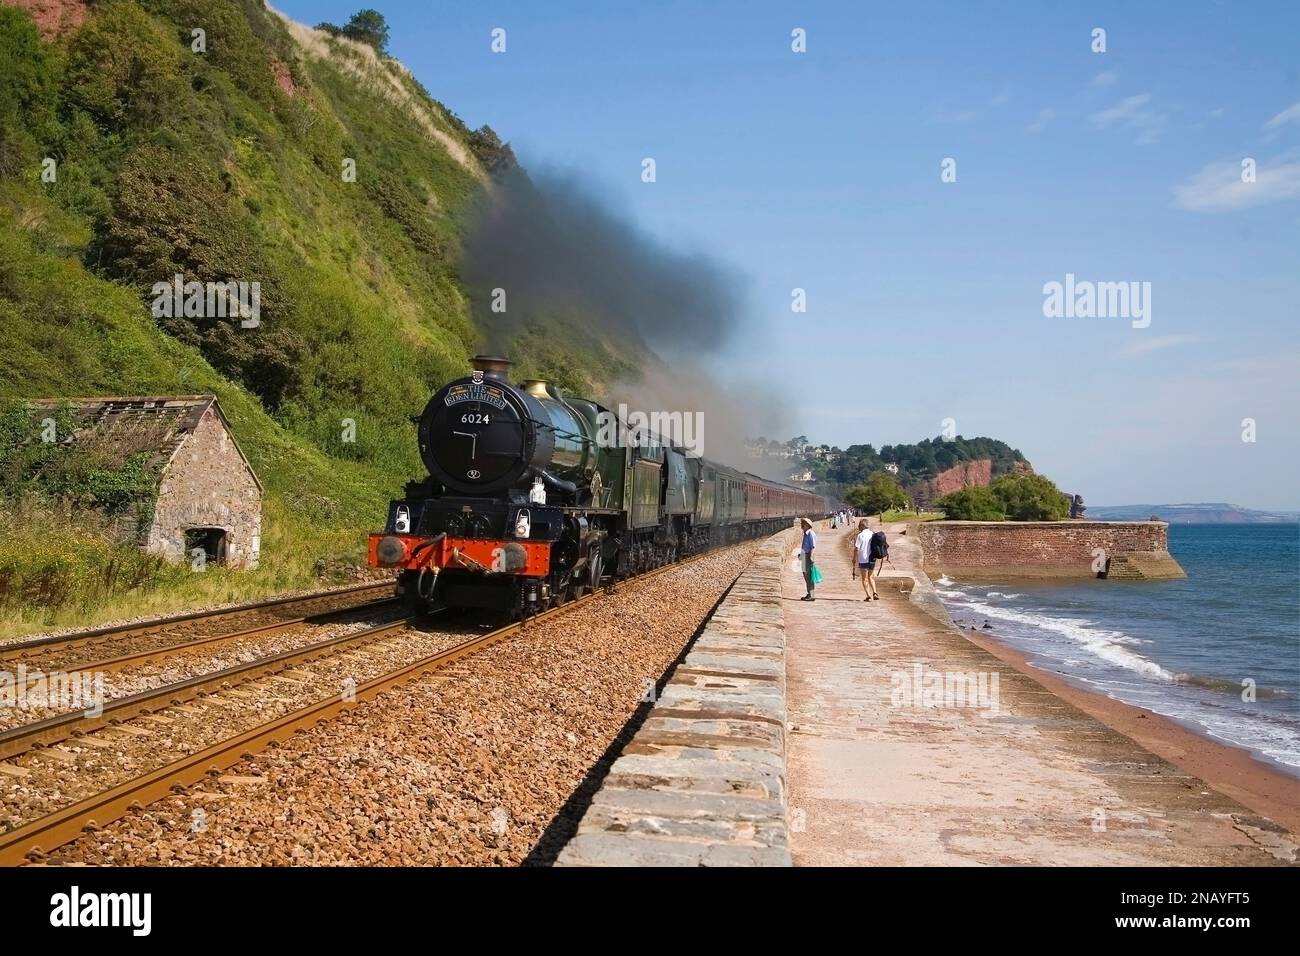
[865,526,889,600]
[799,517,818,600]
[852,520,878,600]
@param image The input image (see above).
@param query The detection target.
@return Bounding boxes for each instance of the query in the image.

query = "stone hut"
[28,395,262,569]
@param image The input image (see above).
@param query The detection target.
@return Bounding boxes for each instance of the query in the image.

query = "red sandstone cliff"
[915,458,1032,504]
[928,459,992,496]
[4,0,90,38]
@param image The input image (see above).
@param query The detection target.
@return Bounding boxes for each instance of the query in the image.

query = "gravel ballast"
[39,541,762,866]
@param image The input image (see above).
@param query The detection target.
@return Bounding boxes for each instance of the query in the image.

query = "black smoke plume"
[460,163,793,472]
[461,165,745,357]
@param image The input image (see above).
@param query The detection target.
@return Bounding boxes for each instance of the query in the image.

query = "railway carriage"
[369,356,830,617]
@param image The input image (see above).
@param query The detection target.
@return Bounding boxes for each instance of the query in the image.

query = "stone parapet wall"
[914,520,1184,580]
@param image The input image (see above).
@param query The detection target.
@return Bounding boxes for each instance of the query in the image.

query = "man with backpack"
[855,524,888,601]
[852,520,874,599]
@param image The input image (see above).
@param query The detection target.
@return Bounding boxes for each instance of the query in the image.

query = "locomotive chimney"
[472,354,512,383]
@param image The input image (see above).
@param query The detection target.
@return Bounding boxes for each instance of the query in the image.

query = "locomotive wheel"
[552,573,573,607]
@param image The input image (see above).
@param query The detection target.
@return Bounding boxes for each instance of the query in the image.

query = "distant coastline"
[1088,502,1300,524]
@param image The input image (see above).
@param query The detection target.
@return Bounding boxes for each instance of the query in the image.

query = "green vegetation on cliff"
[753,434,1030,500]
[831,436,1027,488]
[0,2,640,630]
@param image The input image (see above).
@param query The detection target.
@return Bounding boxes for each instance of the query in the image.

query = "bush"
[990,473,1071,521]
[935,486,1005,520]
[64,1,187,131]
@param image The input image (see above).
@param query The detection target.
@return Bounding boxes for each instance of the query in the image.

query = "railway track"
[0,551,719,866]
[0,581,396,674]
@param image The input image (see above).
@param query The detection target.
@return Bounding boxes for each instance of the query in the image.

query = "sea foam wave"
[952,598,1178,682]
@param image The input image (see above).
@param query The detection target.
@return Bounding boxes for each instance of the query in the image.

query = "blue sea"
[933,524,1300,774]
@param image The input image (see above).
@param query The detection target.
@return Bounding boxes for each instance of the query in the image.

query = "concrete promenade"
[783,519,1296,866]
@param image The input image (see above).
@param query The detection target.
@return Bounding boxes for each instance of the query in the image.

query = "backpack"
[869,531,888,560]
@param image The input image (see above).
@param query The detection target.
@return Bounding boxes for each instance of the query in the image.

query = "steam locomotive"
[368,355,830,616]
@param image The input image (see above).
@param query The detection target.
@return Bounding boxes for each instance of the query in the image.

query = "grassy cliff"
[0,1,636,631]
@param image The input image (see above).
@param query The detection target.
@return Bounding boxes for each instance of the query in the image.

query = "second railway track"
[0,580,397,672]
[0,549,723,866]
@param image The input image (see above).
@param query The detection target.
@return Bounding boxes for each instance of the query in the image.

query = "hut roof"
[24,395,262,492]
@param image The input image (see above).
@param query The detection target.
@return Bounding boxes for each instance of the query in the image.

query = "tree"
[935,486,1005,520]
[990,473,1070,520]
[467,124,516,177]
[846,471,908,515]
[342,9,390,55]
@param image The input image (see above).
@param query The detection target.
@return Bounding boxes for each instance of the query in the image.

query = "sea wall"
[557,530,793,866]
[913,520,1185,580]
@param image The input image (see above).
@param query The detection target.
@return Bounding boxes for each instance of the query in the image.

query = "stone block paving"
[557,532,795,866]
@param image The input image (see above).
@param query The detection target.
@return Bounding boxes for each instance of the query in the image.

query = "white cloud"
[1263,100,1300,131]
[1093,70,1119,87]
[1025,107,1056,134]
[935,88,1012,125]
[1119,335,1198,357]
[1173,157,1300,211]
[1091,93,1167,144]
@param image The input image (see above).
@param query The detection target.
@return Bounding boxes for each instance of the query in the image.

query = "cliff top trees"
[317,9,391,56]
[846,471,908,515]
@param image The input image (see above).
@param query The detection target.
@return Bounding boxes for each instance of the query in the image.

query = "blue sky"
[282,1,1300,509]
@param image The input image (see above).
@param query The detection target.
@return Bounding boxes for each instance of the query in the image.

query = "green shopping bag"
[810,563,823,585]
